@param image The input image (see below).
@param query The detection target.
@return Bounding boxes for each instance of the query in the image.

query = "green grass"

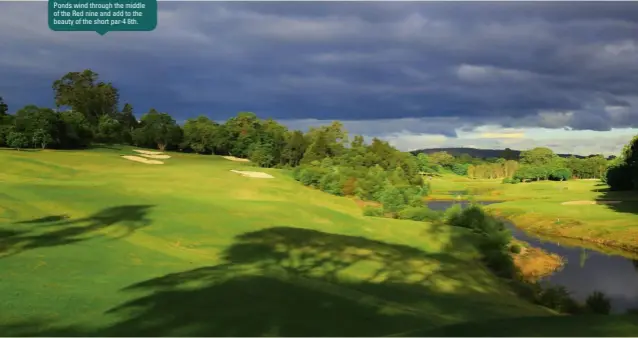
[0,147,560,336]
[429,174,638,253]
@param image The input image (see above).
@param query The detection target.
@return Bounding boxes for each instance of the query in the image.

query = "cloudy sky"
[1,1,638,155]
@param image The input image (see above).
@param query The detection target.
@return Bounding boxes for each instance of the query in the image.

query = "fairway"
[428,174,638,252]
[0,147,554,336]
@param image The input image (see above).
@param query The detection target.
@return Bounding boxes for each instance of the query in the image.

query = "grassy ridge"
[0,147,556,336]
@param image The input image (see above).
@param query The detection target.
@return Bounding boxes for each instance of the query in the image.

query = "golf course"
[1,146,638,336]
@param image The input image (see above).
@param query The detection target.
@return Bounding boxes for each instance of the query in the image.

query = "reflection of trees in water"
[580,248,588,268]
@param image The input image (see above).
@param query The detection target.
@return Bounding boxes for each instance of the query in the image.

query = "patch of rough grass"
[222,156,250,162]
[230,169,274,179]
[512,239,564,282]
[121,155,164,165]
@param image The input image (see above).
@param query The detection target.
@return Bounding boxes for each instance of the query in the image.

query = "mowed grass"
[0,147,556,336]
[430,174,638,252]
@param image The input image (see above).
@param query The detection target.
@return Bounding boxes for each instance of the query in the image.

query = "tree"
[6,131,29,150]
[115,103,138,143]
[58,110,93,148]
[301,130,330,164]
[136,109,182,151]
[32,129,53,149]
[0,96,8,116]
[95,115,121,143]
[281,130,307,167]
[428,151,455,168]
[520,147,559,167]
[52,69,119,125]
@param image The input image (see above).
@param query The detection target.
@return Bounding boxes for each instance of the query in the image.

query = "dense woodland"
[0,69,632,206]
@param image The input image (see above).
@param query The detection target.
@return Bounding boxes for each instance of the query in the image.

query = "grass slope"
[428,174,638,252]
[0,147,553,336]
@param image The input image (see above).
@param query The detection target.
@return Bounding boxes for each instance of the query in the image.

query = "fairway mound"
[133,149,164,156]
[561,200,622,205]
[230,169,274,179]
[139,154,171,159]
[222,156,250,162]
[121,155,164,165]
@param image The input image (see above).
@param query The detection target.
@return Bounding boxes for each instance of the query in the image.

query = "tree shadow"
[49,225,546,337]
[1,205,154,258]
[596,188,638,215]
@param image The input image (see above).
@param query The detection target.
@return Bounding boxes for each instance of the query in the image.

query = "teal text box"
[48,0,157,35]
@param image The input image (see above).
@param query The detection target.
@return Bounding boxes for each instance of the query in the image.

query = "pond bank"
[426,200,638,313]
[490,209,638,255]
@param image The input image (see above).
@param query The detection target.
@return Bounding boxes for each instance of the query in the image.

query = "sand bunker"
[222,156,250,162]
[230,170,274,179]
[139,154,171,159]
[121,155,164,165]
[133,149,165,156]
[561,200,622,205]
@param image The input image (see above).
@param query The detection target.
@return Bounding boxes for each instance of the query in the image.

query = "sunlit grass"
[0,147,554,336]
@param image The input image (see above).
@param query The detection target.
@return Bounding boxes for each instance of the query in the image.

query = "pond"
[426,200,638,313]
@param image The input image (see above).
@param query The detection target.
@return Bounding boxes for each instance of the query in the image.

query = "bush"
[362,205,384,217]
[586,291,611,314]
[509,243,522,254]
[443,203,463,223]
[297,167,326,187]
[397,206,442,222]
[502,177,513,184]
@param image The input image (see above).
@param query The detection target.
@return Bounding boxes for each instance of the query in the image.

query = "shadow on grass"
[0,205,154,258]
[415,314,638,337]
[3,224,559,337]
[596,188,638,215]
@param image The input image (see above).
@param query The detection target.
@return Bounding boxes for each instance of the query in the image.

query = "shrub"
[443,203,463,224]
[509,243,522,254]
[502,177,513,184]
[297,167,326,187]
[586,291,612,314]
[397,206,442,222]
[362,205,384,217]
[378,184,407,214]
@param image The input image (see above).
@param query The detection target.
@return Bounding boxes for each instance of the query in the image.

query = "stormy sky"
[1,1,637,155]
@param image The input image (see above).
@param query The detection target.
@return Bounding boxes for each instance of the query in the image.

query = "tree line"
[605,135,638,191]
[0,69,429,216]
[413,147,610,183]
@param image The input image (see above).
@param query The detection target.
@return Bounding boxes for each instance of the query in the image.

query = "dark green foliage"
[586,291,612,315]
[549,168,571,181]
[509,244,522,254]
[604,135,638,191]
[451,163,469,176]
[0,96,8,116]
[397,206,442,222]
[6,131,29,150]
[444,205,515,278]
[362,205,384,217]
[606,162,634,191]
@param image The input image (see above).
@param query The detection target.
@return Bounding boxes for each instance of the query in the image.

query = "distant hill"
[410,147,589,159]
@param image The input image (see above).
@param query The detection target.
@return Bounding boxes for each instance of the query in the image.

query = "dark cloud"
[0,1,637,132]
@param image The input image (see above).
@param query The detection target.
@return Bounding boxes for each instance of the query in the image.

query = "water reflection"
[426,200,638,313]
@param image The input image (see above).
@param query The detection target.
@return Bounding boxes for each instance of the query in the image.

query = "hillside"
[0,147,554,336]
[411,147,591,160]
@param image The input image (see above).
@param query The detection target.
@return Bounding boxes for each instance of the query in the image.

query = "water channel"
[426,200,638,313]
